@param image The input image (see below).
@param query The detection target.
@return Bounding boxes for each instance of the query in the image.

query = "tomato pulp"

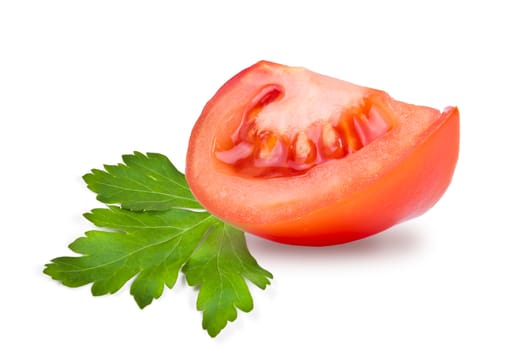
[186,61,459,246]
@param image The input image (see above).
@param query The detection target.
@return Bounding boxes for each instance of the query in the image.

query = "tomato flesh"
[186,61,459,246]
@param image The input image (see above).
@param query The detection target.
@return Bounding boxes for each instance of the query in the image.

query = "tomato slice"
[186,61,459,246]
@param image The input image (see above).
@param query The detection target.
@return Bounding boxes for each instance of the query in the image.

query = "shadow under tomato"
[245,223,424,263]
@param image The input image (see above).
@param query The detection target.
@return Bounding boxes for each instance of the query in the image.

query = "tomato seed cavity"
[215,92,393,178]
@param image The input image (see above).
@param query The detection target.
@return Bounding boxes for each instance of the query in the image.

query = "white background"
[1,1,525,349]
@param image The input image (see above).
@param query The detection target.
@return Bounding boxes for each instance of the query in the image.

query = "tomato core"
[215,91,394,178]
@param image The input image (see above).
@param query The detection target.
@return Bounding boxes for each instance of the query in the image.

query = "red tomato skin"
[186,61,459,246]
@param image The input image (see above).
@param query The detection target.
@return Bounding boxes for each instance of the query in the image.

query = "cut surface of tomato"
[186,61,459,246]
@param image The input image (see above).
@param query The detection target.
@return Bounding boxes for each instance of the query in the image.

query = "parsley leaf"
[45,206,214,307]
[83,152,202,211]
[44,152,272,337]
[184,221,273,337]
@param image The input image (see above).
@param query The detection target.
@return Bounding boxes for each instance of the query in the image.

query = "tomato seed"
[320,123,345,159]
[254,132,287,167]
[292,131,316,164]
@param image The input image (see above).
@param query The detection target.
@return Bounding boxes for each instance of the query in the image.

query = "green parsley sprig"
[44,152,272,337]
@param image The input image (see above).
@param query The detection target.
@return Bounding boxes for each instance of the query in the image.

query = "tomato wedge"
[186,61,459,246]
